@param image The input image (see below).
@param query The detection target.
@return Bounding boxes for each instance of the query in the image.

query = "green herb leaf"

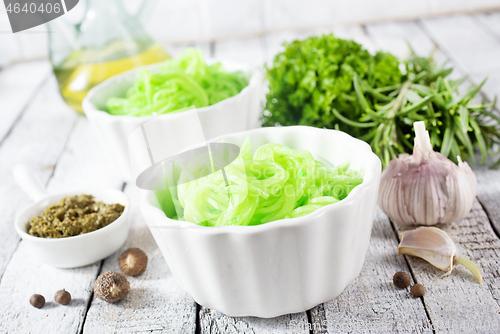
[264,35,499,168]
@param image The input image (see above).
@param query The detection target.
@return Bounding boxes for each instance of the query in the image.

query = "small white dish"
[83,59,263,182]
[140,126,381,318]
[13,165,130,268]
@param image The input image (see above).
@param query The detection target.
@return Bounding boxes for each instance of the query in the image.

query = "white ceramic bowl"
[82,59,263,182]
[14,165,130,268]
[140,126,381,317]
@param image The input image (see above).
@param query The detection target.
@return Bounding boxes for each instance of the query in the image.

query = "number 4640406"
[6,2,61,14]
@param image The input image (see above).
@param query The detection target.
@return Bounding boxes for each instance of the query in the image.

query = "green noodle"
[106,49,249,116]
[170,139,363,226]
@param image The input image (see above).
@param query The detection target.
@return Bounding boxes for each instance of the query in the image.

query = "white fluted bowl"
[140,126,381,318]
[83,59,262,181]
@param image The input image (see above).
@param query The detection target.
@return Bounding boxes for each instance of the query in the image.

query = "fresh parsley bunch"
[263,34,402,139]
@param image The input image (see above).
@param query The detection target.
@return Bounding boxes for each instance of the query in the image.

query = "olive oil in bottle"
[53,43,169,113]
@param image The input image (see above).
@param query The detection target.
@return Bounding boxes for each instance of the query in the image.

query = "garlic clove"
[398,227,483,284]
[399,227,456,271]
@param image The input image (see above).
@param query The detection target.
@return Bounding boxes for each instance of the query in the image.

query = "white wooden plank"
[46,117,125,193]
[0,76,77,279]
[365,21,463,80]
[164,42,211,59]
[0,259,100,334]
[145,0,205,45]
[366,20,472,89]
[367,19,494,110]
[324,25,377,54]
[263,25,433,333]
[393,200,500,333]
[475,11,500,40]
[332,19,500,332]
[213,37,265,67]
[0,61,51,142]
[199,308,309,334]
[367,20,491,140]
[367,19,500,332]
[0,7,20,67]
[367,21,437,60]
[82,185,198,334]
[365,19,490,132]
[196,42,212,57]
[165,44,190,58]
[0,115,126,333]
[310,209,433,334]
[366,20,486,113]
[303,24,430,332]
[421,14,500,100]
[469,67,500,108]
[198,32,313,333]
[414,15,500,235]
[205,0,263,40]
[474,161,500,248]
[367,17,500,100]
[263,30,319,65]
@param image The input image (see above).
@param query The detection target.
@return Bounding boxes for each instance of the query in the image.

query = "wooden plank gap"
[360,24,369,38]
[305,309,314,334]
[477,197,500,242]
[391,200,500,332]
[0,239,21,283]
[0,76,78,279]
[195,303,201,334]
[209,41,216,58]
[78,260,104,334]
[82,184,197,333]
[388,218,436,334]
[309,209,433,333]
[419,289,437,334]
[309,304,327,334]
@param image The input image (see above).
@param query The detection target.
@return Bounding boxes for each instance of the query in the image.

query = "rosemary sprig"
[334,52,500,168]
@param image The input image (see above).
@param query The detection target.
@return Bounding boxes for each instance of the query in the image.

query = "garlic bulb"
[398,226,482,284]
[378,121,477,225]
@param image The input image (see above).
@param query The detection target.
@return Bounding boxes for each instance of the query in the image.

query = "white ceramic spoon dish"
[13,165,130,268]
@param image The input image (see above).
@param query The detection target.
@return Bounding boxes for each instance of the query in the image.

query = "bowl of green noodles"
[83,49,263,181]
[139,126,381,318]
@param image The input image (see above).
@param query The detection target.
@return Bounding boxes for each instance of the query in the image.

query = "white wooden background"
[1,11,500,334]
[2,0,500,66]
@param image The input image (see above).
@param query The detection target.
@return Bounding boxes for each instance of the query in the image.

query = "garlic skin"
[378,121,477,225]
[399,227,483,284]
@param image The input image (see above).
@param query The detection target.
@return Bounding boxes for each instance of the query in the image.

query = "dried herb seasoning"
[28,194,124,238]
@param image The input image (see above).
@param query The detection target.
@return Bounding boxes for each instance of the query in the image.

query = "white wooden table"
[1,13,500,334]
